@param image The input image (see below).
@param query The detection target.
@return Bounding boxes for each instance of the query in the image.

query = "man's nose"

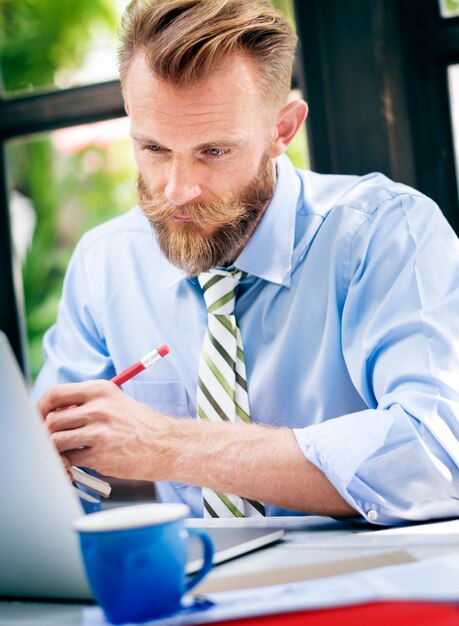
[164,160,202,206]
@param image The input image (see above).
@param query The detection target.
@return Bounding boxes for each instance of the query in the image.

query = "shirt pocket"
[123,380,190,418]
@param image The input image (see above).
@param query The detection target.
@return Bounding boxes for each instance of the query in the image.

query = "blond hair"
[119,0,297,106]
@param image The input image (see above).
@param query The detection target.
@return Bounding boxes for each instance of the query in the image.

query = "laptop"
[0,332,283,600]
[0,332,91,600]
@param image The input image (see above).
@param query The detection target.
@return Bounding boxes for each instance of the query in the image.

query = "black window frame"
[294,0,459,227]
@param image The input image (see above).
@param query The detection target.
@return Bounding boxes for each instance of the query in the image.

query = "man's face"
[124,53,278,275]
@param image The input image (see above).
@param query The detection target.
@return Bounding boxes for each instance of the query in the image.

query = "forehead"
[125,52,273,145]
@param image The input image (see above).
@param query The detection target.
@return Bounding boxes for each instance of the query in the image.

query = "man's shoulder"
[299,168,429,220]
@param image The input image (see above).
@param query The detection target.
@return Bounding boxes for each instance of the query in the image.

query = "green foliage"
[0,0,117,94]
[442,0,459,16]
[270,0,296,27]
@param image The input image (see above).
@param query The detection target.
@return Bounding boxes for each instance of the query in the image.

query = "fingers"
[46,407,87,434]
[50,428,92,453]
[64,448,96,470]
[37,379,118,419]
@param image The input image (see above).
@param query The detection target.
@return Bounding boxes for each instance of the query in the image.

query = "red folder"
[215,602,459,626]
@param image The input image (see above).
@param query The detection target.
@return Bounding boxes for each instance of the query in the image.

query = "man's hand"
[38,380,355,517]
[38,380,177,480]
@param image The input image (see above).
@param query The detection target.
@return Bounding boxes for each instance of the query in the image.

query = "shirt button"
[367,509,378,522]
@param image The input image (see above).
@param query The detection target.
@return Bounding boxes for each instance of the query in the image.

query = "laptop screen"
[0,332,91,600]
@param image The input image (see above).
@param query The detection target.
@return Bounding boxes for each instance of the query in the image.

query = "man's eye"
[206,148,227,157]
[144,145,163,153]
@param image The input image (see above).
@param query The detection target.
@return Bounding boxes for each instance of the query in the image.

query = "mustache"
[137,177,249,228]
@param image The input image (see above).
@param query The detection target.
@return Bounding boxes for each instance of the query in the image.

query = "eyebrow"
[131,134,240,151]
[131,134,161,145]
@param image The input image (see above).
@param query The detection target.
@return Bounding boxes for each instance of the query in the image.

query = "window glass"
[7,118,135,378]
[439,0,459,17]
[271,0,296,25]
[0,0,130,96]
[448,65,459,198]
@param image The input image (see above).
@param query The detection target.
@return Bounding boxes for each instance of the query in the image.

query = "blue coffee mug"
[74,503,213,624]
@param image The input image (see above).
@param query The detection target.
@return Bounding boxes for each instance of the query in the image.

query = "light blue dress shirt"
[33,154,459,524]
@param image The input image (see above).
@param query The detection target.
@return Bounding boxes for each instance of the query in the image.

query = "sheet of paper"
[289,518,459,552]
[82,551,459,626]
[193,550,415,594]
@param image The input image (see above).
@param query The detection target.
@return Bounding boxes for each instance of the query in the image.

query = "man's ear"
[270,99,308,158]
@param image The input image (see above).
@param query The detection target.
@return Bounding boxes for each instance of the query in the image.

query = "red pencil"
[111,344,170,386]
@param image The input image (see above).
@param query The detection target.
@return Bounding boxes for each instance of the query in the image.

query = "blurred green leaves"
[441,0,459,17]
[0,0,117,94]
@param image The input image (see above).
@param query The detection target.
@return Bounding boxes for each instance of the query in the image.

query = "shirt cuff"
[293,408,404,525]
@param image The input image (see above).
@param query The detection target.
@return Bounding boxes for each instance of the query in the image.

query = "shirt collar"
[166,153,301,288]
[235,154,299,286]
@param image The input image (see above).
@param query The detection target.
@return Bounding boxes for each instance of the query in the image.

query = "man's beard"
[137,153,275,275]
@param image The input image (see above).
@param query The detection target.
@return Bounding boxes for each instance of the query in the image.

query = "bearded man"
[35,0,459,524]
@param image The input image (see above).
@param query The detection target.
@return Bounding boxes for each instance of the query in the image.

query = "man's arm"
[39,380,355,517]
[292,192,459,525]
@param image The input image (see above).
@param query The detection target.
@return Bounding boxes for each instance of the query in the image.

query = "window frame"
[294,0,459,228]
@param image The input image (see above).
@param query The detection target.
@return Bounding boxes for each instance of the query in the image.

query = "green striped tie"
[197,268,265,518]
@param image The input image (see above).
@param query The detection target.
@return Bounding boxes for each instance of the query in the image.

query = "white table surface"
[2,515,459,626]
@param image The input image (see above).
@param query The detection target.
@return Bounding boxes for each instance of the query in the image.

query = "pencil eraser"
[157,344,170,357]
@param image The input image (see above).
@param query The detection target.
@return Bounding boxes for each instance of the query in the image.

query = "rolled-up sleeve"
[294,192,459,525]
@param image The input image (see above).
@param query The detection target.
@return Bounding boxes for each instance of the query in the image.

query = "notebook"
[186,526,284,574]
[0,332,283,600]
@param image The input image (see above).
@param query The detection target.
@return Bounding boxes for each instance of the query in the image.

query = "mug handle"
[185,528,214,591]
